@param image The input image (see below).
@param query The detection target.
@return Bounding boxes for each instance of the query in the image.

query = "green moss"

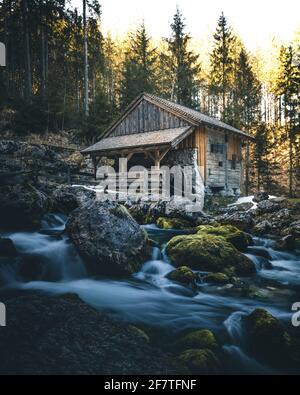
[174,330,218,352]
[110,204,131,219]
[245,308,300,369]
[166,233,255,275]
[156,217,193,230]
[166,266,198,285]
[204,272,230,285]
[196,224,252,251]
[129,326,150,343]
[178,348,220,374]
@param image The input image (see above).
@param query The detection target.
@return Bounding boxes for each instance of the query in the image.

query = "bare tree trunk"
[289,130,293,197]
[40,0,46,97]
[22,0,32,101]
[83,0,89,117]
[245,141,250,195]
[61,77,67,132]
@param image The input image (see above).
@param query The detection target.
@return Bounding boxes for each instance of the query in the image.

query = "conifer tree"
[120,22,157,109]
[233,47,261,128]
[274,45,300,196]
[161,7,200,108]
[209,12,235,121]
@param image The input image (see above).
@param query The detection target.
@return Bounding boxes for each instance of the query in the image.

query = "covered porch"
[81,126,193,177]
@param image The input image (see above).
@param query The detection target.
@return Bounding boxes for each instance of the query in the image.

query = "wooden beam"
[153,148,170,169]
[92,156,101,179]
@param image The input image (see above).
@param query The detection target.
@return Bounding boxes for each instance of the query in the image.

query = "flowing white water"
[1,213,299,373]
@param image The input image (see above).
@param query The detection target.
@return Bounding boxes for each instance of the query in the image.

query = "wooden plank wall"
[227,135,242,160]
[110,99,190,137]
[178,126,206,182]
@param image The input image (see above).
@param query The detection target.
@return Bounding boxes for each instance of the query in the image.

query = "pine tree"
[233,47,261,128]
[274,45,300,196]
[209,12,235,121]
[102,34,121,118]
[253,123,270,190]
[161,7,200,108]
[120,22,157,109]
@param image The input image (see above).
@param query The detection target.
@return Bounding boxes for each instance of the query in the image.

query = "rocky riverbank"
[1,141,300,375]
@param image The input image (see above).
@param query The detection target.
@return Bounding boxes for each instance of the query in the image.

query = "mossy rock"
[166,266,198,285]
[129,326,150,344]
[156,217,193,230]
[166,234,255,276]
[196,224,252,252]
[174,330,218,352]
[245,308,300,370]
[204,272,231,285]
[178,348,221,375]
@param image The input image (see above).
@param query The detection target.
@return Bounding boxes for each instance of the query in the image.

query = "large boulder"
[0,184,50,230]
[244,309,300,372]
[196,224,252,252]
[66,200,148,276]
[215,210,255,232]
[51,185,96,214]
[166,234,255,275]
[0,294,176,375]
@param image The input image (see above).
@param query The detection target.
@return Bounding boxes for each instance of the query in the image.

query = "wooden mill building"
[82,93,254,196]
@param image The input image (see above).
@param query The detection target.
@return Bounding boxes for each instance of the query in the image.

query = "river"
[1,213,299,374]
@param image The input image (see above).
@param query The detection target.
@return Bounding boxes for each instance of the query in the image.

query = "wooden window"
[211,144,225,154]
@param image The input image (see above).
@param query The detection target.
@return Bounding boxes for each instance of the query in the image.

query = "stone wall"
[205,129,242,196]
[162,148,204,209]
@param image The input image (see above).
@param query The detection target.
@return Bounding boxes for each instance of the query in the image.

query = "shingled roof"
[143,93,252,139]
[103,93,253,140]
[81,126,193,155]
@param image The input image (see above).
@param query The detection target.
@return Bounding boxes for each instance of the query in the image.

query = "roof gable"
[103,93,253,140]
[105,95,193,138]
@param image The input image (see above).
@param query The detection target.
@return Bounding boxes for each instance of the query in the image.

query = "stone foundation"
[162,148,205,208]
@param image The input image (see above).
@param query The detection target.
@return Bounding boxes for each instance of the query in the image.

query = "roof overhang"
[81,126,194,156]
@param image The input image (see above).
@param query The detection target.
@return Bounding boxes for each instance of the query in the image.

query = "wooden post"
[245,141,250,196]
[92,156,100,180]
[154,150,161,169]
[224,138,229,192]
